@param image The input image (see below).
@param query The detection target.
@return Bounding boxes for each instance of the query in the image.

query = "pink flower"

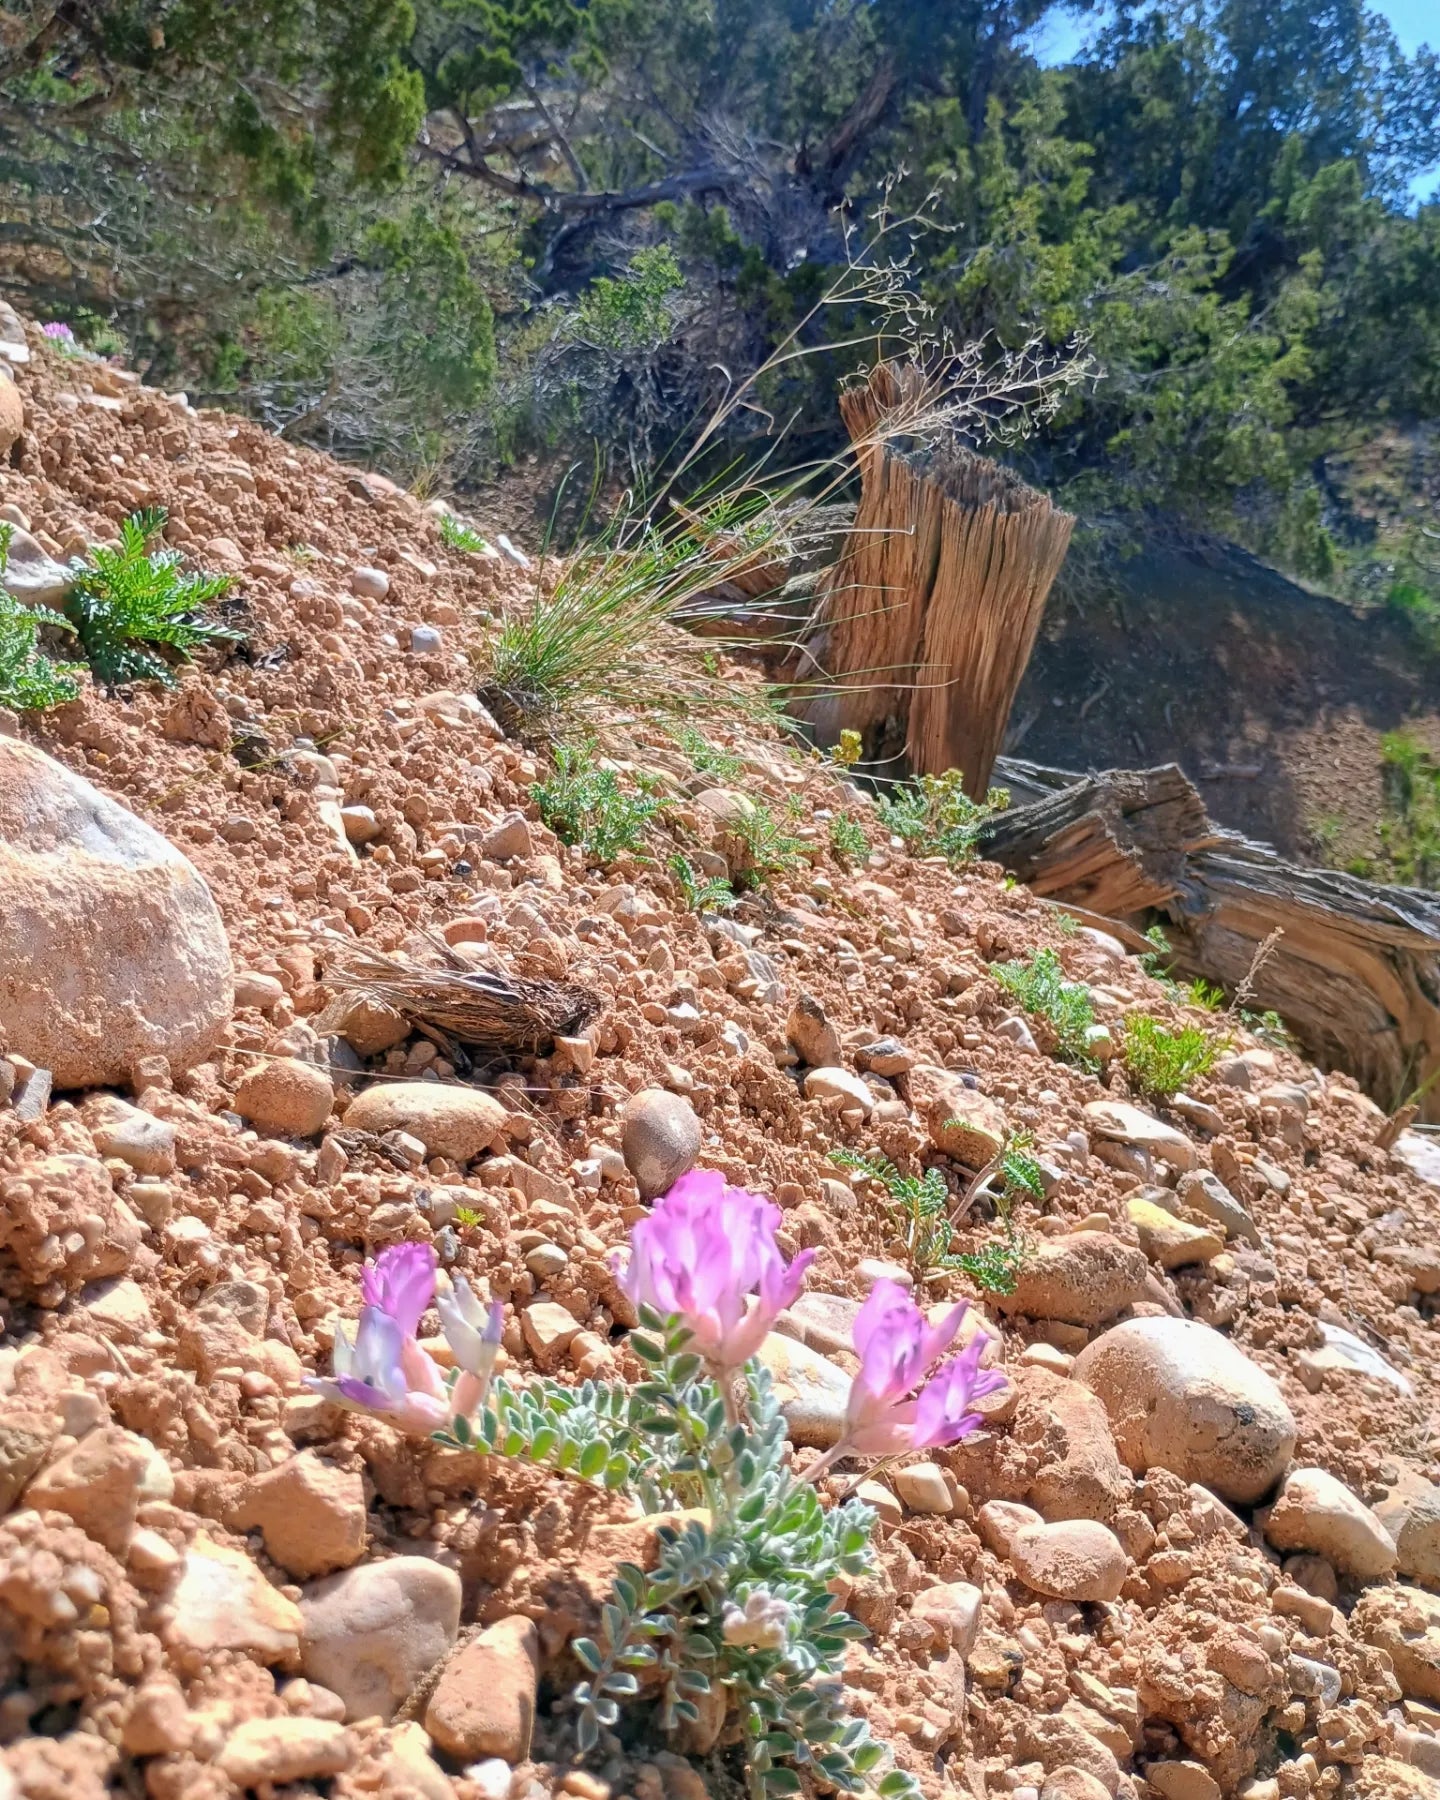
[362,1241,436,1337]
[42,321,74,341]
[619,1169,814,1370]
[832,1280,1006,1459]
[307,1304,449,1434]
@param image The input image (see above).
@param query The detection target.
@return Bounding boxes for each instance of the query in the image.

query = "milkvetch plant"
[312,1170,1005,1797]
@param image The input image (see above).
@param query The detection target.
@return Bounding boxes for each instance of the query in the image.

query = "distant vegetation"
[1,0,1436,621]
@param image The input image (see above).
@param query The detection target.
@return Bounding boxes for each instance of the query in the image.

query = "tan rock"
[383,1722,457,1800]
[910,1066,1007,1167]
[910,1581,983,1656]
[892,1462,953,1514]
[803,1066,874,1114]
[0,1397,57,1512]
[522,1301,582,1369]
[1148,1761,1223,1800]
[233,1058,335,1137]
[1075,1316,1296,1505]
[217,1718,356,1786]
[1008,1518,1128,1602]
[168,1533,304,1665]
[1013,1369,1129,1523]
[425,1615,540,1762]
[619,1088,701,1198]
[0,740,233,1087]
[1126,1197,1224,1269]
[24,1425,171,1553]
[1354,1586,1440,1701]
[0,1153,144,1305]
[1042,1768,1114,1800]
[997,1232,1149,1327]
[1377,1466,1440,1587]
[786,993,841,1066]
[756,1332,852,1447]
[343,1082,510,1161]
[231,1452,368,1579]
[0,372,22,456]
[1084,1100,1197,1172]
[1264,1466,1397,1581]
[301,1556,462,1722]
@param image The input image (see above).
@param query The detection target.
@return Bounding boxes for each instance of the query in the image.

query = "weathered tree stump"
[801,362,1074,797]
[979,761,1440,1118]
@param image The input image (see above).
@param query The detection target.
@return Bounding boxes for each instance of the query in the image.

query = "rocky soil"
[3,315,1440,1800]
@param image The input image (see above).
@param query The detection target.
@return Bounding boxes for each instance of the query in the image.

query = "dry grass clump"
[322,937,600,1054]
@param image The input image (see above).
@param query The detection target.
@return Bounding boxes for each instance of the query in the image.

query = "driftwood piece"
[802,363,1074,797]
[978,763,1440,1119]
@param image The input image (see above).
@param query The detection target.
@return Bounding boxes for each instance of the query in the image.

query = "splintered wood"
[807,362,1074,797]
[979,762,1440,1119]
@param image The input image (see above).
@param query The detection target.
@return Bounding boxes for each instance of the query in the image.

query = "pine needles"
[64,507,239,684]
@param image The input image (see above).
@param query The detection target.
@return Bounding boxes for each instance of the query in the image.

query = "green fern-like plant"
[438,513,489,553]
[533,742,663,863]
[0,524,80,712]
[668,853,736,913]
[876,769,1009,863]
[828,811,870,865]
[64,507,239,685]
[731,800,808,890]
[992,947,1098,1065]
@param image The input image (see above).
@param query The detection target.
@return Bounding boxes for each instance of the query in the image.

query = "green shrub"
[532,744,663,863]
[1122,1014,1222,1100]
[949,1223,1029,1296]
[877,769,1008,863]
[992,947,1097,1064]
[828,811,870,864]
[998,1133,1046,1204]
[64,508,238,685]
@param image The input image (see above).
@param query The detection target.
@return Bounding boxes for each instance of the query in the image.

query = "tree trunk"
[801,362,1074,797]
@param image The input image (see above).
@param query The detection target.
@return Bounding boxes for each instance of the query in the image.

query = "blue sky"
[1029,1,1438,202]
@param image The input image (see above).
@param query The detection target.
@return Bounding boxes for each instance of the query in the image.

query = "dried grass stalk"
[322,936,601,1054]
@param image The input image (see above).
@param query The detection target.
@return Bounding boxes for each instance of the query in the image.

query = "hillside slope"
[1,323,1440,1800]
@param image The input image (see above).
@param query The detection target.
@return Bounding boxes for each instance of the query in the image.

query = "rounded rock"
[786,994,841,1067]
[620,1088,701,1199]
[1264,1466,1397,1581]
[352,566,390,600]
[0,373,23,457]
[1007,1518,1129,1602]
[343,1083,510,1162]
[234,1058,335,1137]
[997,1232,1149,1328]
[424,1615,540,1762]
[1074,1317,1296,1505]
[0,740,234,1087]
[300,1557,462,1722]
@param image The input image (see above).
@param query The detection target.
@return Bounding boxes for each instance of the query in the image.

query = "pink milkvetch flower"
[618,1169,814,1370]
[361,1241,436,1337]
[42,321,74,341]
[435,1273,504,1418]
[804,1280,1007,1480]
[308,1304,450,1434]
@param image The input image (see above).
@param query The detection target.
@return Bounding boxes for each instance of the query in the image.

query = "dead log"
[802,362,1074,797]
[977,763,1440,1119]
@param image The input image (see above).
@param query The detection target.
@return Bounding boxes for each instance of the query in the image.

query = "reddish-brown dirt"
[2,324,1440,1800]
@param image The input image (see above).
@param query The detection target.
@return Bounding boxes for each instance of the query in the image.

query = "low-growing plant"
[948,1221,1029,1297]
[876,769,1008,863]
[998,1132,1046,1204]
[0,525,80,711]
[1122,1014,1223,1100]
[1185,977,1226,1012]
[437,512,489,553]
[313,1176,1009,1797]
[1139,923,1172,980]
[676,724,744,782]
[668,852,736,914]
[831,1148,955,1276]
[64,507,239,684]
[731,799,808,890]
[533,743,663,863]
[992,947,1097,1065]
[828,811,870,865]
